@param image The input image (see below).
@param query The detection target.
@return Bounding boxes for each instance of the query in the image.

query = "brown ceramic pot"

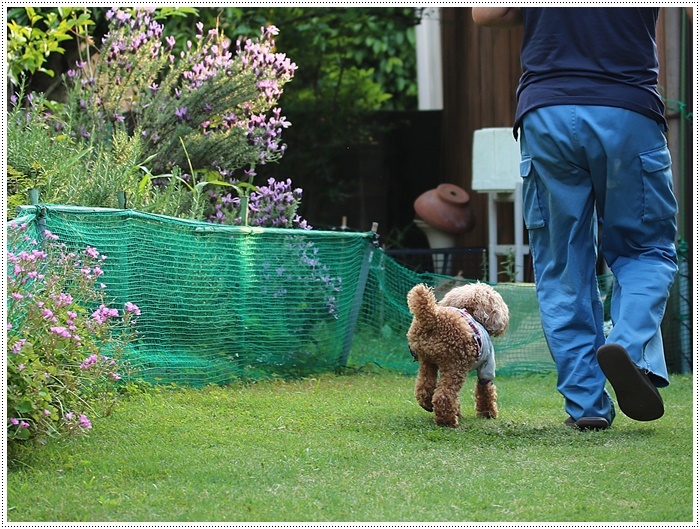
[413,183,475,235]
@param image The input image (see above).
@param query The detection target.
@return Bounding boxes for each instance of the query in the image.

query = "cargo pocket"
[639,146,677,222]
[520,157,546,229]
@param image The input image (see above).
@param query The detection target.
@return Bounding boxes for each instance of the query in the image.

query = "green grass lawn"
[6,371,694,522]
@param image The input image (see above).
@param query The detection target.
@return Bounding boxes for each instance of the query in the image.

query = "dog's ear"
[475,288,510,336]
[476,304,510,337]
[452,283,510,336]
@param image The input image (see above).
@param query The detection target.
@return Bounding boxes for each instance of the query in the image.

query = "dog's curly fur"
[406,282,509,427]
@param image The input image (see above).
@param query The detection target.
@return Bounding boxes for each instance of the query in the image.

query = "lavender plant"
[210,176,310,229]
[64,7,296,189]
[7,221,139,446]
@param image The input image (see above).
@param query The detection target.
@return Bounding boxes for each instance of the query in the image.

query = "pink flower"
[10,418,19,426]
[50,326,72,339]
[11,292,24,300]
[91,304,119,324]
[124,302,141,316]
[110,372,121,381]
[44,409,51,416]
[79,414,92,429]
[52,292,73,307]
[85,246,100,259]
[80,354,99,369]
[11,339,26,354]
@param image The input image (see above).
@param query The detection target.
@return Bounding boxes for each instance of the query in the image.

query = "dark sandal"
[564,416,610,430]
[596,344,664,421]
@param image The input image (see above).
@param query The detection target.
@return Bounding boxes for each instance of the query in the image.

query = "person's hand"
[472,7,523,28]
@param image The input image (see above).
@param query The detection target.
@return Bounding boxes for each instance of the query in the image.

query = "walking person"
[471,7,687,429]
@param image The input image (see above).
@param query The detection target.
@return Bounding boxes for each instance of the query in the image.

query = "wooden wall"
[440,7,524,251]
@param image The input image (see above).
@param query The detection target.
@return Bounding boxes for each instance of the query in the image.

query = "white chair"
[472,127,529,283]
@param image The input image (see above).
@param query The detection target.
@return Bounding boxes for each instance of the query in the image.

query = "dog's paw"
[435,416,459,428]
[476,409,498,419]
[415,390,435,412]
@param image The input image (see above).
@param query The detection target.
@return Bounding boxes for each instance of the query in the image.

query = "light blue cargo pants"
[519,105,678,423]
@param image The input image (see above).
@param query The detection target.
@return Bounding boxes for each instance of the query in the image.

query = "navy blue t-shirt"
[514,7,667,136]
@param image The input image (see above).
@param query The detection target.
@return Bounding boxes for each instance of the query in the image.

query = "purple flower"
[174,106,189,122]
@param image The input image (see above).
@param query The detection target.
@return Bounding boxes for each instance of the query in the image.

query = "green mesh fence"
[10,204,691,384]
[9,204,557,385]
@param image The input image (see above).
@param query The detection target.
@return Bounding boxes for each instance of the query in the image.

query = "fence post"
[28,188,46,240]
[339,223,379,366]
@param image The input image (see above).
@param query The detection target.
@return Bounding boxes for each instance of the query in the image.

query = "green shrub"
[6,7,94,86]
[6,88,199,218]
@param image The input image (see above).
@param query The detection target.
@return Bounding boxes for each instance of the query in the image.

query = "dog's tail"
[407,284,438,324]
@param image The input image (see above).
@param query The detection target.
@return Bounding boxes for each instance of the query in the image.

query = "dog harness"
[449,307,497,383]
[449,307,485,352]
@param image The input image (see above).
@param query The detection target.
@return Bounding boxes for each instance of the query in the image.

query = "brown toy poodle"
[406,282,509,427]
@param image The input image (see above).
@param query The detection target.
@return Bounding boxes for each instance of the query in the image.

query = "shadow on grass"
[388,412,658,450]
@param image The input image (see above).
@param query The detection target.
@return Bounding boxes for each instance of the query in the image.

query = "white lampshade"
[471,127,521,192]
